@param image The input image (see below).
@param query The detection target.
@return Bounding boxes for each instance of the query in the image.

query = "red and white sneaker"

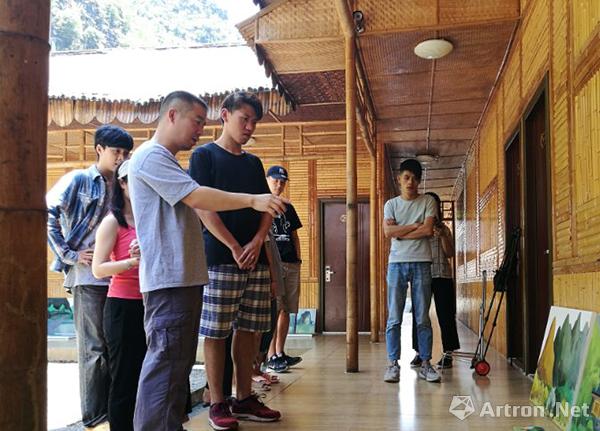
[231,394,281,422]
[208,402,238,431]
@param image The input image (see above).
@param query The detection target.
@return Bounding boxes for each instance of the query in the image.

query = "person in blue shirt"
[47,125,134,429]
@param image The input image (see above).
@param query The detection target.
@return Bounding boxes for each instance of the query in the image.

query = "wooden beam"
[0,1,49,429]
[356,107,375,157]
[369,156,379,342]
[338,1,360,370]
[335,0,354,38]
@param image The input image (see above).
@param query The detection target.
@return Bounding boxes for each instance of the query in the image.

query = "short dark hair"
[425,191,443,224]
[159,91,208,119]
[399,158,423,182]
[221,91,263,121]
[94,125,134,151]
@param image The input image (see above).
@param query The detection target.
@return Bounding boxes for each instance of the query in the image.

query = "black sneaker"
[266,355,289,373]
[409,354,423,368]
[281,351,302,367]
[436,355,453,369]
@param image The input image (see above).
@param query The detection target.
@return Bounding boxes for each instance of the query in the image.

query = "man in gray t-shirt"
[128,91,285,431]
[382,159,441,384]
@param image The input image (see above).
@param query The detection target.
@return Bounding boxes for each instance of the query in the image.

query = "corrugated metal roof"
[49,43,274,101]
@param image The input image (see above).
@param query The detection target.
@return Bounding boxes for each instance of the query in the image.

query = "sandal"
[261,372,279,384]
[252,374,271,385]
[251,378,271,392]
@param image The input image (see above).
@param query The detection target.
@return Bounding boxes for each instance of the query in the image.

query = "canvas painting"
[530,306,595,430]
[288,312,297,335]
[295,308,316,334]
[569,314,600,431]
[47,298,75,338]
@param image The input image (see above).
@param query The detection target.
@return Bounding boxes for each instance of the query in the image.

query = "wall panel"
[457,0,600,358]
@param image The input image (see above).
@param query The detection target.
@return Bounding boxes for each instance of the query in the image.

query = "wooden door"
[321,201,370,332]
[505,132,525,368]
[523,88,552,373]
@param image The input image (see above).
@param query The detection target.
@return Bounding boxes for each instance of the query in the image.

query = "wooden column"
[369,157,380,342]
[376,135,387,331]
[0,2,50,430]
[344,35,359,372]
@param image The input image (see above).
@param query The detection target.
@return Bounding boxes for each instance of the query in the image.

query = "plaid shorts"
[200,264,271,339]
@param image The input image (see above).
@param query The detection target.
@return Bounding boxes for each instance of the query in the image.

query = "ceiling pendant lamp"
[414,39,454,59]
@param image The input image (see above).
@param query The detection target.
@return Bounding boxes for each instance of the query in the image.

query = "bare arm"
[438,225,455,257]
[383,219,420,238]
[292,230,301,261]
[398,216,435,239]
[182,186,286,217]
[92,215,138,279]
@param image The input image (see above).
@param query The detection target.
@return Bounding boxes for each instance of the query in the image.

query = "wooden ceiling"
[241,0,519,199]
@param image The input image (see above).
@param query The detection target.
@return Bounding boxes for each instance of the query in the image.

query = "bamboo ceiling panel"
[256,0,340,41]
[436,23,515,71]
[430,112,482,129]
[355,0,437,33]
[431,99,488,115]
[433,66,500,100]
[385,140,471,156]
[260,39,344,73]
[377,103,430,119]
[370,72,433,106]
[277,104,345,122]
[278,71,345,104]
[359,31,433,76]
[355,0,518,33]
[438,0,519,25]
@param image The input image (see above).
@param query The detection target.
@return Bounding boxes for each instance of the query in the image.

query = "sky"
[220,0,259,34]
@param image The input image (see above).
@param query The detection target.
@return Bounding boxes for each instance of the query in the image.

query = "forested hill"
[51,0,238,51]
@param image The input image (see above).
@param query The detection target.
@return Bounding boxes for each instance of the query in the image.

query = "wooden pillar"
[0,2,50,430]
[376,135,387,332]
[369,156,380,342]
[344,35,359,372]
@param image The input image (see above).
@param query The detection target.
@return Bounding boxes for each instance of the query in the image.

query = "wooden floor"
[186,318,555,431]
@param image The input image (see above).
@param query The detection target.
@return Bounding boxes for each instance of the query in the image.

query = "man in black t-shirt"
[189,92,281,430]
[265,166,304,372]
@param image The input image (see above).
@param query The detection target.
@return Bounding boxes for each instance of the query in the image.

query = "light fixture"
[414,39,453,60]
[416,154,438,164]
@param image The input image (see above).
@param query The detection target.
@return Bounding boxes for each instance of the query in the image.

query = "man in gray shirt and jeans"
[382,159,440,384]
[128,91,285,431]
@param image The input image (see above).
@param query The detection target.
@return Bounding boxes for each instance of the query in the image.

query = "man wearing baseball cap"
[265,165,304,372]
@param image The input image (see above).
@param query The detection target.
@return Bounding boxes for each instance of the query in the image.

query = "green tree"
[51,0,234,51]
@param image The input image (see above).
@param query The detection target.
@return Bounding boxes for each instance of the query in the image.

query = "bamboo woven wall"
[46,122,378,318]
[455,0,600,356]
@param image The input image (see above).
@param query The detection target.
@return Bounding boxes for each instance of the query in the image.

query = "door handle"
[325,265,336,282]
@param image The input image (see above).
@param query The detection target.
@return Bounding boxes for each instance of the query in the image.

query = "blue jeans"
[73,285,110,427]
[386,262,433,362]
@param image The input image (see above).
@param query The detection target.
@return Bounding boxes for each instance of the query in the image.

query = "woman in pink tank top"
[92,160,145,431]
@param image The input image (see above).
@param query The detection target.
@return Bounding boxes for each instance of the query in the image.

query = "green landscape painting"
[530,306,594,430]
